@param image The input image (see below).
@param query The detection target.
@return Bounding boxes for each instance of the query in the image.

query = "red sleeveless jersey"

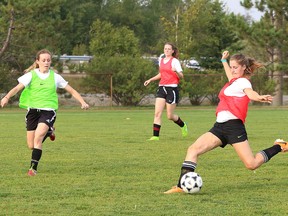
[159,57,180,86]
[216,78,250,123]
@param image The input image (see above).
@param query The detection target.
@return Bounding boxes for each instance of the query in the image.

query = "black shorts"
[25,109,56,131]
[156,86,179,104]
[209,119,248,148]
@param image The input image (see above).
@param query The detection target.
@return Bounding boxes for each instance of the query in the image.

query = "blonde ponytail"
[24,61,38,74]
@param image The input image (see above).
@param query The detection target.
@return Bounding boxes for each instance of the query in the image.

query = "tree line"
[0,0,288,106]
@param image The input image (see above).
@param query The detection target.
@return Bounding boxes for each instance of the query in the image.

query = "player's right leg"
[148,98,165,141]
[164,132,222,194]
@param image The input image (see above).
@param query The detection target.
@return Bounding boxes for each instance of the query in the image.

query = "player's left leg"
[42,110,57,143]
[166,103,188,137]
[274,139,288,152]
[233,140,283,170]
[42,126,55,142]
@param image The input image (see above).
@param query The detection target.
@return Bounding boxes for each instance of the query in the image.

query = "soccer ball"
[180,172,203,194]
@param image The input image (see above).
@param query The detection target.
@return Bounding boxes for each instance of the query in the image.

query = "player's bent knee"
[244,161,257,170]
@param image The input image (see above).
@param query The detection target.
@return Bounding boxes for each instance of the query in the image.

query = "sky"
[220,0,263,21]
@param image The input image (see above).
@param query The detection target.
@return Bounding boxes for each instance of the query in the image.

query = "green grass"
[0,106,288,216]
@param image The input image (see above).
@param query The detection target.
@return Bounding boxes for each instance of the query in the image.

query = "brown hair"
[165,42,179,59]
[230,54,263,77]
[24,49,52,73]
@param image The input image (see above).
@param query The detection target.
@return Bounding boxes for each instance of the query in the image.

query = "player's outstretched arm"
[64,84,89,109]
[144,73,161,86]
[1,83,25,108]
[244,88,273,103]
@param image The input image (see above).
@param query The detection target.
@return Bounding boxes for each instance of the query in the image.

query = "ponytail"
[24,61,38,74]
[230,54,263,77]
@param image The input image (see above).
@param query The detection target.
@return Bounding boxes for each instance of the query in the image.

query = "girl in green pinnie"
[1,49,89,176]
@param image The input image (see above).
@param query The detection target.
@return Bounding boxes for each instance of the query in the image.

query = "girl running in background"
[144,42,188,141]
[1,49,89,176]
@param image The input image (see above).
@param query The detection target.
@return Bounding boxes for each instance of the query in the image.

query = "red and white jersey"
[159,57,182,87]
[216,78,252,123]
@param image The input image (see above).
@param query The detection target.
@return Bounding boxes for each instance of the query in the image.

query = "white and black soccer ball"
[180,172,203,194]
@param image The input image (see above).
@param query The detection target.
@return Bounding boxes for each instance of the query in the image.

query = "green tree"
[182,69,226,106]
[89,19,139,56]
[99,0,182,54]
[0,4,20,97]
[85,56,157,106]
[159,0,239,69]
[0,0,74,73]
[87,19,157,105]
[156,0,185,45]
[0,7,14,59]
[241,0,288,106]
[61,0,104,54]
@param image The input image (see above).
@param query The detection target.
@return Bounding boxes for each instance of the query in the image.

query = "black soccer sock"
[153,124,161,137]
[174,117,185,127]
[177,161,197,187]
[259,145,282,163]
[30,148,42,170]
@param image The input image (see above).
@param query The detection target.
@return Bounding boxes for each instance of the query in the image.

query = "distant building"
[53,55,93,73]
[53,55,93,63]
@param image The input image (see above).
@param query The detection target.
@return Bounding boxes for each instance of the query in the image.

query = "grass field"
[0,106,287,216]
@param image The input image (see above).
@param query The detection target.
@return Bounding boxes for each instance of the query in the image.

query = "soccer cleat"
[164,186,183,194]
[49,127,55,141]
[181,122,188,137]
[274,139,288,151]
[27,168,37,176]
[148,136,159,141]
